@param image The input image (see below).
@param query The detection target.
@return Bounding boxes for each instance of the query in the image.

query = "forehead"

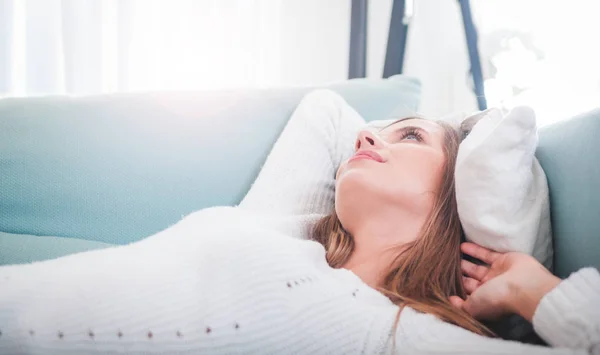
[379,118,442,134]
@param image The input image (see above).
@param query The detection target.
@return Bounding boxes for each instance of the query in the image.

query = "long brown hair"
[311,117,493,347]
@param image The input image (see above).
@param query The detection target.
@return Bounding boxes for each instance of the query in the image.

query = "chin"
[338,167,387,197]
[336,171,384,224]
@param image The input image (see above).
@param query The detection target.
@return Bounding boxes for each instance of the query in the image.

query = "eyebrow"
[380,116,426,131]
[380,118,409,130]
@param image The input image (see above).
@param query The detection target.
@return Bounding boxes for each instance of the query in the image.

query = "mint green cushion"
[536,108,600,278]
[0,76,420,264]
[0,231,113,265]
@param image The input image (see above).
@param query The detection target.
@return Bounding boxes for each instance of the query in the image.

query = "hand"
[449,242,561,322]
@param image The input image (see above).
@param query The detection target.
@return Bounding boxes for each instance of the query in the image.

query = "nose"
[355,130,383,151]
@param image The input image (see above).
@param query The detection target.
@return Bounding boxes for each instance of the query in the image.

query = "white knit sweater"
[0,90,599,354]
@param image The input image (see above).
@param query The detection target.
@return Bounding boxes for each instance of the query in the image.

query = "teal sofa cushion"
[536,108,600,278]
[0,231,113,265]
[0,75,420,263]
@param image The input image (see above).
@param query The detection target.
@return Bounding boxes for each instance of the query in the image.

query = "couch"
[0,76,598,279]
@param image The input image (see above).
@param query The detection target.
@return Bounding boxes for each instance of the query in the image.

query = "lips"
[349,150,384,163]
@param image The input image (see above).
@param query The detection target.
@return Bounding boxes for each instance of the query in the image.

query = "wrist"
[511,269,561,322]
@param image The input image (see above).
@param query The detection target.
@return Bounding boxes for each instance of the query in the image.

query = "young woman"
[0,90,598,354]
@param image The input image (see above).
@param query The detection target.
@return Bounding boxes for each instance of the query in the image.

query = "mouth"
[348,150,384,163]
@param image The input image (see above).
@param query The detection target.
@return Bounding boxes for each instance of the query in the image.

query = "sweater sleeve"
[238,89,366,216]
[392,268,600,355]
[532,268,600,351]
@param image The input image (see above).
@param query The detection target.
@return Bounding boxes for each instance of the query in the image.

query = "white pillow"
[367,107,553,269]
[455,107,552,269]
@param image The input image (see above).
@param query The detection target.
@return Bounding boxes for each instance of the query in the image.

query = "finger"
[461,242,500,265]
[461,259,488,281]
[449,296,465,310]
[462,276,481,295]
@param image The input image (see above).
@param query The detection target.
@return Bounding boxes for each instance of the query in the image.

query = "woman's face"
[335,118,447,234]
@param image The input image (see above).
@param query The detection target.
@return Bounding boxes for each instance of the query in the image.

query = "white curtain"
[0,0,351,96]
[2,0,112,95]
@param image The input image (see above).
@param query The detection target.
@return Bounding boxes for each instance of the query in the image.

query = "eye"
[398,128,424,142]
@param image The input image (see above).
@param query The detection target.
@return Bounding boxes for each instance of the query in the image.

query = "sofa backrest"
[536,108,600,277]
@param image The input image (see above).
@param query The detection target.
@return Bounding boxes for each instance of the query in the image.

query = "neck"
[340,207,426,289]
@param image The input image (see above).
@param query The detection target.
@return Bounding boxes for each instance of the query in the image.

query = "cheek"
[385,152,446,201]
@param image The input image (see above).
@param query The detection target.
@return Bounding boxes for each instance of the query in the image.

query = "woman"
[0,90,598,354]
